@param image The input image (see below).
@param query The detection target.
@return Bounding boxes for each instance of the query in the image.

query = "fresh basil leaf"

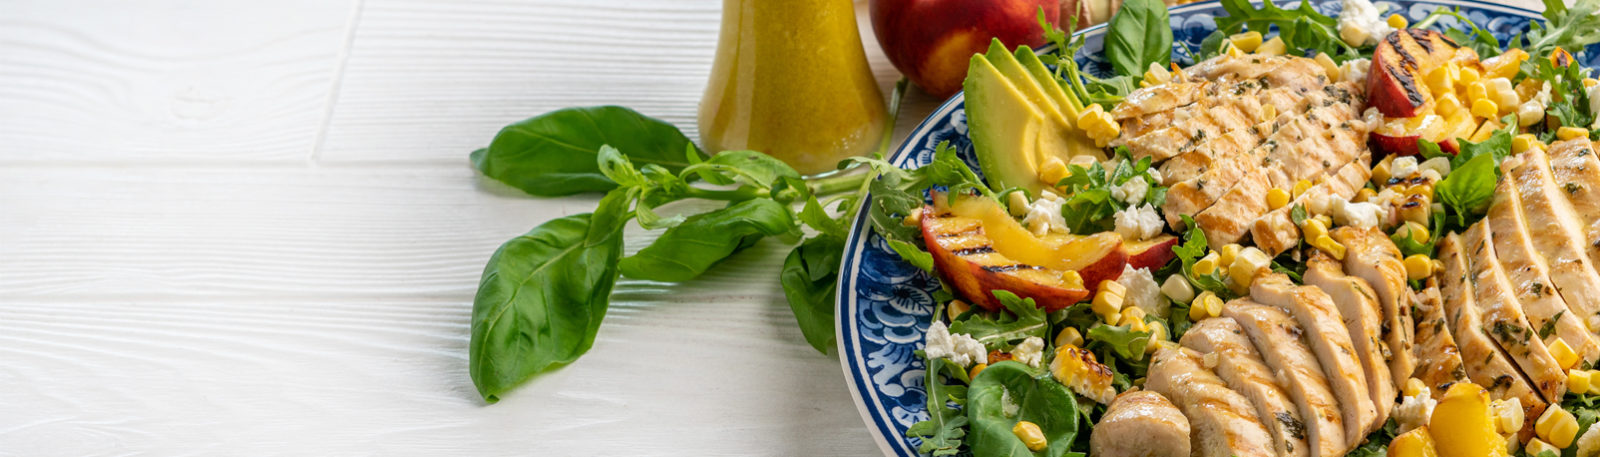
[693,150,801,188]
[906,357,972,456]
[469,189,631,402]
[781,235,845,354]
[595,145,647,188]
[1437,151,1499,226]
[471,106,703,196]
[967,362,1080,457]
[619,198,799,282]
[951,290,1050,351]
[1106,0,1173,78]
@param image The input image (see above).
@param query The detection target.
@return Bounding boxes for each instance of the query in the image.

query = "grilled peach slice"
[921,209,1094,311]
[1124,235,1178,270]
[936,194,1127,284]
[1368,29,1469,118]
[1369,111,1473,156]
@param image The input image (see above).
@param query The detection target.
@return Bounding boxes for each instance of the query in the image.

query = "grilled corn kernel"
[1204,292,1225,317]
[1514,134,1545,154]
[1188,291,1224,320]
[1399,221,1431,244]
[946,300,971,321]
[1229,31,1264,52]
[1471,98,1500,119]
[1559,126,1590,141]
[1404,254,1434,281]
[1490,77,1520,110]
[1261,103,1278,123]
[1013,421,1049,451]
[1387,13,1409,29]
[1007,192,1029,216]
[1218,244,1242,267]
[1355,187,1377,203]
[969,363,987,379]
[1093,280,1127,317]
[1292,179,1314,198]
[1314,235,1347,260]
[1571,369,1594,395]
[1267,188,1291,210]
[1146,321,1169,354]
[1435,92,1464,117]
[1039,156,1069,186]
[1302,217,1331,243]
[1055,327,1083,349]
[1467,80,1490,103]
[1538,407,1578,447]
[1551,47,1576,67]
[1230,247,1271,289]
[1373,159,1394,186]
[1528,438,1560,457]
[1314,53,1341,80]
[1256,36,1287,56]
[1495,397,1525,435]
[1144,62,1173,85]
[1552,338,1581,370]
[1188,301,1207,321]
[1162,274,1195,304]
[1426,63,1458,95]
[1194,252,1222,276]
[1458,66,1482,87]
[1404,377,1428,397]
[1084,115,1121,148]
[1119,307,1148,326]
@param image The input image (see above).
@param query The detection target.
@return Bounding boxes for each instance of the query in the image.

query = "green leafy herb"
[471,106,703,196]
[1344,419,1400,457]
[1038,11,1138,109]
[1518,0,1600,62]
[966,362,1081,457]
[1215,0,1363,61]
[889,239,937,274]
[469,190,631,402]
[1432,119,1516,228]
[1529,56,1596,136]
[1426,8,1503,59]
[950,290,1050,351]
[1056,148,1166,234]
[906,357,972,456]
[1105,0,1173,78]
[1174,215,1237,299]
[619,199,800,282]
[781,235,846,353]
[1086,323,1153,360]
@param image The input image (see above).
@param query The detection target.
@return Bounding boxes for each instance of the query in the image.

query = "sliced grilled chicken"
[1252,157,1372,255]
[1301,252,1397,421]
[1222,300,1348,456]
[1509,146,1600,334]
[1331,227,1416,388]
[1192,172,1274,247]
[1546,139,1600,274]
[1250,273,1379,440]
[1120,92,1265,162]
[1182,317,1311,457]
[1092,390,1192,457]
[1410,281,1468,399]
[1147,346,1278,457]
[1464,222,1569,402]
[1486,164,1600,363]
[1438,232,1548,437]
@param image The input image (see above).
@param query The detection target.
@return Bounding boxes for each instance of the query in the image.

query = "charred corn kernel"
[1552,338,1580,370]
[1551,47,1576,67]
[946,300,971,321]
[1514,134,1545,154]
[1256,37,1287,56]
[1405,254,1434,281]
[1194,252,1222,276]
[1467,81,1490,103]
[1458,66,1482,87]
[1055,327,1083,349]
[1013,421,1048,451]
[1093,280,1127,318]
[1261,103,1278,123]
[1267,188,1291,210]
[1355,187,1377,202]
[1404,377,1428,397]
[1218,244,1242,267]
[1292,179,1314,198]
[1051,346,1117,404]
[1039,156,1069,185]
[1494,397,1525,435]
[1162,274,1195,304]
[902,207,923,226]
[1571,369,1594,395]
[1399,221,1431,244]
[1230,31,1264,52]
[1472,98,1499,119]
[969,363,987,379]
[1144,62,1173,85]
[1373,160,1394,186]
[1313,235,1346,260]
[1426,63,1459,95]
[1436,92,1464,117]
[1528,438,1560,457]
[1007,192,1029,216]
[1387,13,1409,29]
[1302,217,1330,243]
[1559,127,1590,141]
[1314,53,1341,80]
[1389,427,1438,457]
[1119,307,1147,327]
[1538,407,1578,447]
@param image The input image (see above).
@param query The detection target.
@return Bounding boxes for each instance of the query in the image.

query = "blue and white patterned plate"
[835,1,1588,456]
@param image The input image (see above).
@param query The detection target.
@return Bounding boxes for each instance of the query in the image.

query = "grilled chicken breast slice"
[1092,390,1193,457]
[1438,232,1548,437]
[1250,273,1379,440]
[1252,157,1372,255]
[1487,164,1600,363]
[1546,139,1600,275]
[1302,252,1398,418]
[1464,222,1569,402]
[1121,95,1261,161]
[1509,146,1600,334]
[1410,282,1468,398]
[1147,346,1278,457]
[1182,317,1311,457]
[1222,300,1348,456]
[1331,227,1416,388]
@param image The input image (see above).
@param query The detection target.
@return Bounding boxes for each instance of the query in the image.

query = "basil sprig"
[1105,0,1173,78]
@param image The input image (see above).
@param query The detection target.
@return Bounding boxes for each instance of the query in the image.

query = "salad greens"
[907,357,973,456]
[1105,0,1175,79]
[472,106,701,197]
[1055,148,1168,234]
[966,362,1081,457]
[1211,0,1364,61]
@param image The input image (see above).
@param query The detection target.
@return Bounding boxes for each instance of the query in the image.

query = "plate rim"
[835,1,1545,456]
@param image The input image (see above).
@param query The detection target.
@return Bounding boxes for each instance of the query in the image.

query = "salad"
[892,0,1600,456]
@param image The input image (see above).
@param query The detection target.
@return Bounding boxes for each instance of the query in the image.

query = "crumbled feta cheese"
[1338,0,1395,47]
[1111,176,1149,205]
[924,321,988,368]
[1022,193,1070,236]
[1332,198,1385,228]
[1394,386,1437,434]
[1577,420,1600,457]
[1420,156,1452,178]
[1392,156,1419,180]
[1013,337,1045,368]
[1114,204,1164,241]
[1117,264,1167,317]
[1146,168,1163,186]
[1340,58,1372,84]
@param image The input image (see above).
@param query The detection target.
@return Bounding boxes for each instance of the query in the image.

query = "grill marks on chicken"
[1148,346,1279,457]
[1221,300,1347,457]
[1509,144,1600,336]
[1437,232,1548,437]
[1181,318,1310,457]
[1486,159,1600,363]
[1547,140,1600,275]
[1303,251,1399,416]
[1092,390,1193,457]
[1409,283,1468,399]
[1463,223,1569,402]
[1332,227,1417,390]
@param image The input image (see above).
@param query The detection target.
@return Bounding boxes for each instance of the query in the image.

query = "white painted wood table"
[0,0,1546,455]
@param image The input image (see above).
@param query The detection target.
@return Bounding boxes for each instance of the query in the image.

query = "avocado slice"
[984,40,1073,132]
[1013,47,1085,120]
[964,53,1104,195]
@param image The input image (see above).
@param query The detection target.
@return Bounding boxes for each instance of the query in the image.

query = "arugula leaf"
[469,189,631,402]
[1215,0,1361,61]
[966,362,1080,457]
[781,235,846,353]
[1519,0,1600,61]
[619,198,800,282]
[1175,216,1237,299]
[471,106,703,196]
[1056,148,1167,234]
[906,357,972,456]
[1528,57,1596,134]
[1344,419,1400,457]
[1105,0,1173,78]
[950,290,1051,351]
[889,239,936,274]
[1086,323,1153,360]
[1428,8,1502,58]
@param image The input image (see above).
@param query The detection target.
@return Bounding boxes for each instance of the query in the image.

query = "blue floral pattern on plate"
[836,1,1580,456]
